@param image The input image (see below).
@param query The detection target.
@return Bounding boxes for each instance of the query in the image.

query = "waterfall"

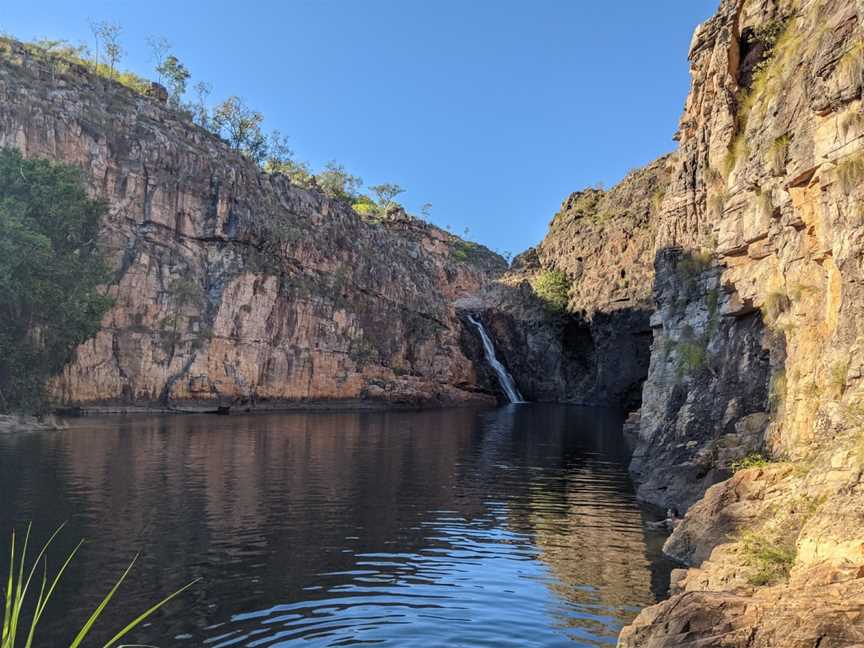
[467,315,525,403]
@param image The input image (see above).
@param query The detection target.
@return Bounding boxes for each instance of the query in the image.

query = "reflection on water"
[0,404,673,647]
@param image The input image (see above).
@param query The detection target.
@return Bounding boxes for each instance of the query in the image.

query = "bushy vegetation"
[738,529,796,585]
[740,17,802,126]
[531,269,570,313]
[0,149,113,414]
[835,153,864,196]
[211,96,267,163]
[675,250,713,280]
[829,358,850,398]
[722,134,749,180]
[8,30,432,223]
[350,195,379,217]
[837,39,863,88]
[731,453,773,471]
[449,240,488,267]
[677,339,707,375]
[840,109,864,142]
[737,494,826,586]
[551,190,604,226]
[723,16,805,181]
[18,38,151,95]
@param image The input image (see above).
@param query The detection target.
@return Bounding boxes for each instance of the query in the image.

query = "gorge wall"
[3,0,864,642]
[472,156,671,409]
[488,0,864,644]
[0,39,508,411]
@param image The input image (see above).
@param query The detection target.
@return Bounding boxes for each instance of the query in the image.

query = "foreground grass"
[2,523,198,648]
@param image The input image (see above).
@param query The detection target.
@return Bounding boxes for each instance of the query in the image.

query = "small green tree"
[351,194,379,217]
[156,54,190,105]
[370,183,404,211]
[189,81,212,129]
[0,148,113,413]
[211,96,268,163]
[89,20,123,76]
[263,131,314,188]
[262,130,293,173]
[146,35,172,82]
[317,161,362,201]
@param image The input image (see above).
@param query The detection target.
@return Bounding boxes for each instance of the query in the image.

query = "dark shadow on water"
[0,404,675,647]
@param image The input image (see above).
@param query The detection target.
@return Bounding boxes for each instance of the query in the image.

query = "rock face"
[630,248,771,511]
[0,39,506,410]
[476,157,671,409]
[484,0,864,643]
[3,0,864,640]
[619,0,864,643]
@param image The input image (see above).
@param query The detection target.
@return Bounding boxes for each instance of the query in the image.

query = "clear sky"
[2,1,719,257]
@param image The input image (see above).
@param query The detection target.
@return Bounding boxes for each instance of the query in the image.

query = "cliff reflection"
[0,405,671,646]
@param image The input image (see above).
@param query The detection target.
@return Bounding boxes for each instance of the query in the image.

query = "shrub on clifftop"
[531,269,570,313]
[0,148,113,414]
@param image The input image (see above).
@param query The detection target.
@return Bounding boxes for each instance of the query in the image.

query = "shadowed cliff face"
[0,39,506,410]
[631,248,771,512]
[472,157,671,408]
[471,0,864,642]
[619,0,864,644]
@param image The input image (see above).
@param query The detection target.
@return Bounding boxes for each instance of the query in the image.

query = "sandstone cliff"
[491,0,864,643]
[621,0,864,643]
[4,0,864,640]
[0,39,507,410]
[485,0,864,648]
[472,156,671,409]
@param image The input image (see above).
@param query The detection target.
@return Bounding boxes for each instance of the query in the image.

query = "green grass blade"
[23,563,48,648]
[102,577,201,648]
[68,555,138,648]
[2,529,15,647]
[18,524,65,612]
[7,523,66,648]
[25,539,84,648]
[7,524,32,646]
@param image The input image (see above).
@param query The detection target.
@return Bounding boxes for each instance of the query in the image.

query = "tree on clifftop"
[211,96,268,163]
[157,54,191,106]
[0,148,113,414]
[371,183,405,212]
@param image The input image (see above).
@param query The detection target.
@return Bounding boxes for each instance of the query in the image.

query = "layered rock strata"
[475,157,671,408]
[630,0,864,642]
[0,39,506,410]
[486,0,864,643]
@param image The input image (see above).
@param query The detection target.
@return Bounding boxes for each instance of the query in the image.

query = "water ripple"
[0,404,675,647]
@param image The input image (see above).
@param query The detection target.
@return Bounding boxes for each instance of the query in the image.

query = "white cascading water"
[467,315,525,403]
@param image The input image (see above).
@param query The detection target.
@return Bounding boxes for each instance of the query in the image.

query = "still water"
[0,405,674,647]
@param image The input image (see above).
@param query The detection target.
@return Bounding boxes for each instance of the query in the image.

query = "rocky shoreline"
[0,414,66,433]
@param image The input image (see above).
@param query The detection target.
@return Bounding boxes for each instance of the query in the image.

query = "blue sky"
[2,1,718,256]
